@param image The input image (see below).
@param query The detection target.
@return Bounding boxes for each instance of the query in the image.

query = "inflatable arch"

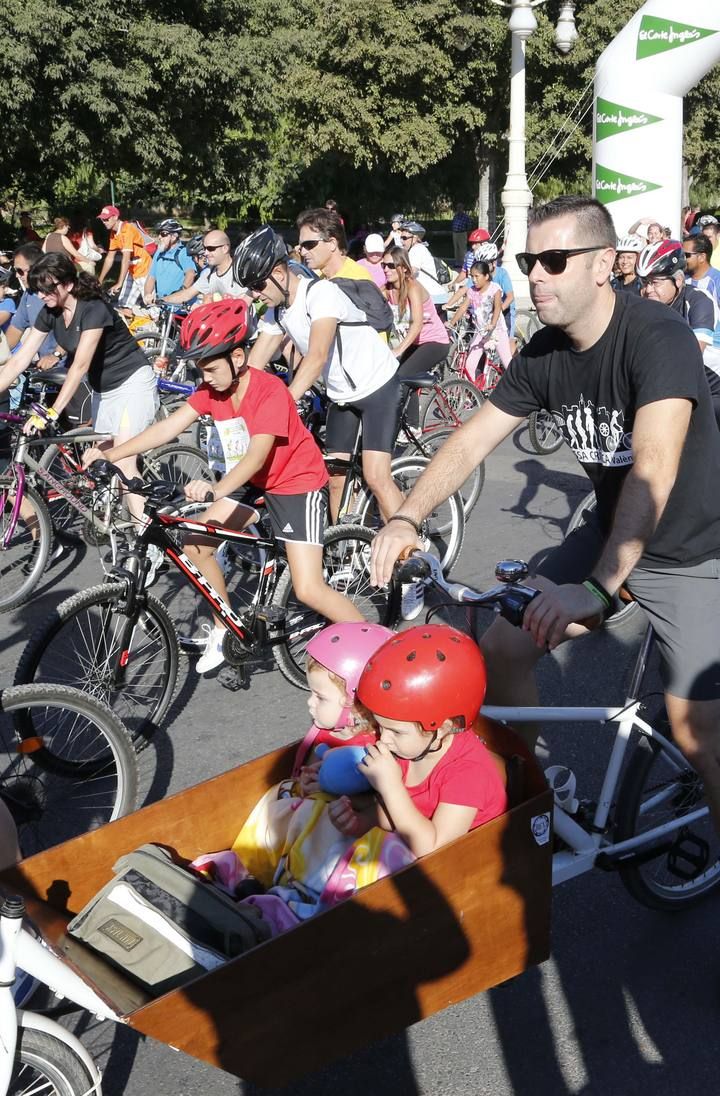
[593,0,720,236]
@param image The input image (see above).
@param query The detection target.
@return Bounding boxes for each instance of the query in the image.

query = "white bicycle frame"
[0,905,123,1095]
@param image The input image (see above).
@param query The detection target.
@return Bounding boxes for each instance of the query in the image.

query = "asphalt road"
[1,425,717,1096]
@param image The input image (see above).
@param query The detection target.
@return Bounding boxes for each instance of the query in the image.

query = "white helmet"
[474,242,498,261]
[616,234,644,254]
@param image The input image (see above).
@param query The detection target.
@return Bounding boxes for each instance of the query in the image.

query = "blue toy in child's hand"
[318,746,372,796]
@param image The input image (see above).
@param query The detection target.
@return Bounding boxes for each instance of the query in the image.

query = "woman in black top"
[0,253,158,515]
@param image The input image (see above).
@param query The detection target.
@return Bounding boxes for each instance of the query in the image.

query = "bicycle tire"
[0,684,137,857]
[514,309,542,350]
[420,378,482,431]
[402,427,484,519]
[0,480,53,613]
[565,491,639,630]
[141,442,213,492]
[271,524,398,689]
[614,729,720,910]
[357,457,466,573]
[15,582,180,741]
[527,410,564,455]
[37,426,101,541]
[11,1027,96,1096]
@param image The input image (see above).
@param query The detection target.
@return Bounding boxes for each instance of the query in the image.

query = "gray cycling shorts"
[534,513,720,702]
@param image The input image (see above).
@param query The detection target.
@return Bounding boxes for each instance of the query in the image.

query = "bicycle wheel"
[514,309,542,350]
[271,524,398,689]
[402,427,484,519]
[565,491,639,630]
[615,730,720,910]
[0,684,137,857]
[15,582,179,740]
[358,457,465,573]
[420,378,482,431]
[528,410,564,455]
[0,480,53,613]
[10,1027,95,1096]
[141,442,213,493]
[151,502,267,650]
[37,427,101,541]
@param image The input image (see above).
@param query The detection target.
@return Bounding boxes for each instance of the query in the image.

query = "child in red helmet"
[329,624,508,856]
[83,298,364,673]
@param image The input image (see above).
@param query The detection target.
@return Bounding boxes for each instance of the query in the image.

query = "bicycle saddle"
[399,373,437,390]
[29,367,67,387]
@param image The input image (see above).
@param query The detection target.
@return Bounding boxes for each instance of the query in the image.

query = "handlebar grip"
[395,554,431,584]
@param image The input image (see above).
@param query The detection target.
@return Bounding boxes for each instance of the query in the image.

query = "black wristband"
[587,575,614,607]
[389,514,422,536]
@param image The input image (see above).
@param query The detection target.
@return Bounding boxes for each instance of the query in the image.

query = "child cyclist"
[329,625,509,856]
[447,260,512,384]
[83,298,363,673]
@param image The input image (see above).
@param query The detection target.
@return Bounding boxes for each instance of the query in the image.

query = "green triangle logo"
[636,15,717,60]
[595,164,661,205]
[595,97,662,141]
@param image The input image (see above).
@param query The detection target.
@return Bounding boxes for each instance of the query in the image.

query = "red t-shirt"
[188,369,328,495]
[396,732,508,829]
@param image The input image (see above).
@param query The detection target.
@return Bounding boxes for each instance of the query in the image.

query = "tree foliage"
[0,0,717,221]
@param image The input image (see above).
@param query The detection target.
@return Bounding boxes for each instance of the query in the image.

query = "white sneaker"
[401,582,425,621]
[196,624,226,674]
[145,543,164,588]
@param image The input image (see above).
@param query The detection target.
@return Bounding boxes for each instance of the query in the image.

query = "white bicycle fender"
[17,1010,103,1094]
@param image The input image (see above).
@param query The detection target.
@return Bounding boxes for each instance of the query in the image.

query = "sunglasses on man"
[516,246,605,276]
[298,239,327,252]
[203,244,225,252]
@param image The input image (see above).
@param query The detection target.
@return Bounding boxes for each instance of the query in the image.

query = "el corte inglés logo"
[636,15,717,60]
[595,97,662,141]
[595,165,661,205]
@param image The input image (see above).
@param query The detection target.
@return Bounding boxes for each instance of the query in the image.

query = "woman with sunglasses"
[381,246,449,426]
[0,252,158,518]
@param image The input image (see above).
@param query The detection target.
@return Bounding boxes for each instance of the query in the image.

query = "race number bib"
[215,416,250,470]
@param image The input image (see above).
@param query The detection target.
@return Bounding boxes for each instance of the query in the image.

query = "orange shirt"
[108,221,151,280]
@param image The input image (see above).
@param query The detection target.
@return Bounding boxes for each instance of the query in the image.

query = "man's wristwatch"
[52,349,64,360]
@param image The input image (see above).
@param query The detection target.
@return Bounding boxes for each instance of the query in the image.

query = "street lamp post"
[493,0,578,305]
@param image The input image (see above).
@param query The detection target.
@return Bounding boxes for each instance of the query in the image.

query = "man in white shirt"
[234,225,405,526]
[164,230,245,305]
[399,221,445,301]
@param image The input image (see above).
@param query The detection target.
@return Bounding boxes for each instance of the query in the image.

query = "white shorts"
[92,366,159,438]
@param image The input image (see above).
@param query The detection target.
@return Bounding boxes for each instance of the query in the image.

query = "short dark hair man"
[372,194,720,834]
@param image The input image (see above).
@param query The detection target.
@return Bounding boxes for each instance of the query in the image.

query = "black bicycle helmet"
[185,233,206,258]
[156,217,184,235]
[232,225,288,288]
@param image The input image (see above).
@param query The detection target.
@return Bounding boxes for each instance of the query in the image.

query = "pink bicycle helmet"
[306,622,395,727]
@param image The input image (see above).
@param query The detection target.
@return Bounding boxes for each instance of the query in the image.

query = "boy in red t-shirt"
[83,299,363,673]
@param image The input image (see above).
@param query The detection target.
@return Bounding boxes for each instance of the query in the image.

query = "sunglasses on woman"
[380,261,396,269]
[516,246,605,276]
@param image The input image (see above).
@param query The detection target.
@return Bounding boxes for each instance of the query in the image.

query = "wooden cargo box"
[0,717,553,1087]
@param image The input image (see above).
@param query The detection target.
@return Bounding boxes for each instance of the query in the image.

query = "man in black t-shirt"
[371,195,720,833]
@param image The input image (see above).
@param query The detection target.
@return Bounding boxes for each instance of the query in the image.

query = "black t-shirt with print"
[491,292,720,568]
[34,297,149,393]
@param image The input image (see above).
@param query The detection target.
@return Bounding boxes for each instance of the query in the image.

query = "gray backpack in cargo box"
[67,844,271,996]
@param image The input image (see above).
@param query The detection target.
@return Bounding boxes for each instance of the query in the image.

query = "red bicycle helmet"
[356,625,487,731]
[468,228,490,244]
[636,240,685,279]
[179,298,254,363]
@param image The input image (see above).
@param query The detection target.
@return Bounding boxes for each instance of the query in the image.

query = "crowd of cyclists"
[3,193,720,842]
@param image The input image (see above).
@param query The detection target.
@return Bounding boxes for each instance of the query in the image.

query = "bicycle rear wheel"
[0,479,53,613]
[615,730,720,910]
[420,378,482,430]
[271,524,397,689]
[402,427,484,519]
[358,457,465,573]
[15,582,179,740]
[0,684,136,858]
[528,410,564,454]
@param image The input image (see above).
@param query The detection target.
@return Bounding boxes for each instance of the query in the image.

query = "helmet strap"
[270,264,290,310]
[408,729,440,762]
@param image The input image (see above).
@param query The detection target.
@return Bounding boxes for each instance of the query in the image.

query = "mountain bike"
[393,552,720,910]
[16,462,393,735]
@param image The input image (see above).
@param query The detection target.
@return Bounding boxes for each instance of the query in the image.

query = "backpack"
[433,255,453,285]
[67,843,271,996]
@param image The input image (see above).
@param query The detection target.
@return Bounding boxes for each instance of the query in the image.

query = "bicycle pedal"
[255,606,286,627]
[667,830,709,881]
[217,664,250,691]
